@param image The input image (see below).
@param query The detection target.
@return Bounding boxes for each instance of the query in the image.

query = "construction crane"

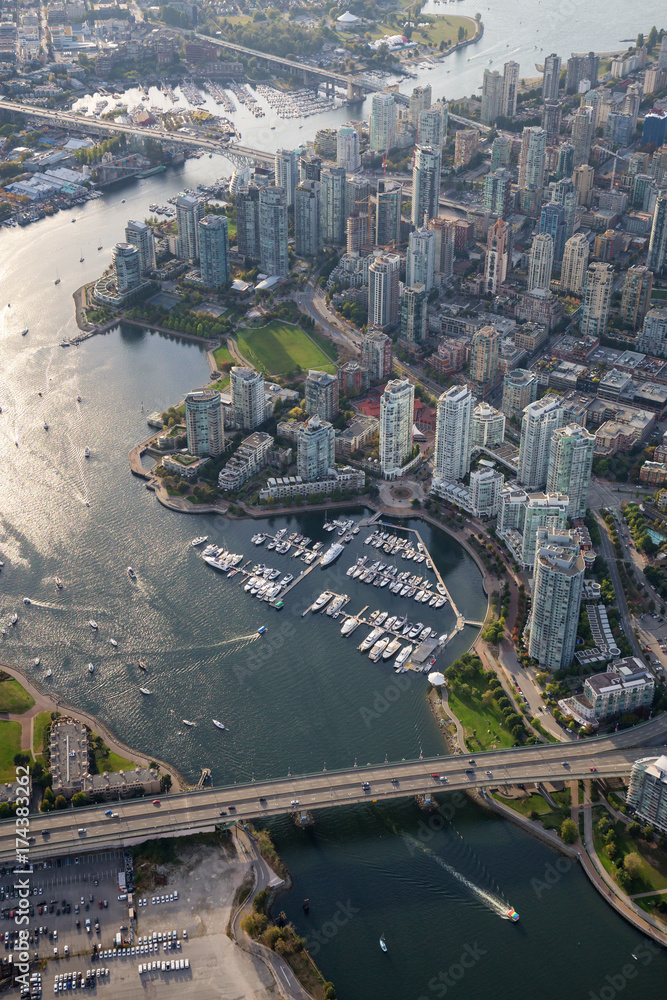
[591,145,634,188]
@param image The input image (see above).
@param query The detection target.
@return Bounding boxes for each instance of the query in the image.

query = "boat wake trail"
[404,835,510,918]
[66,432,89,506]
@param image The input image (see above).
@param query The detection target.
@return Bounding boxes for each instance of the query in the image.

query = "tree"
[560,818,578,844]
[623,852,643,880]
[55,795,67,810]
[13,753,30,767]
[72,792,88,808]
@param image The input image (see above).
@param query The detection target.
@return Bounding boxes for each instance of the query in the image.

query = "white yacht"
[341,617,360,636]
[140,688,152,695]
[183,720,196,727]
[394,645,413,670]
[127,567,136,579]
[191,536,208,547]
[320,542,344,567]
[88,663,94,673]
[212,719,226,730]
[89,620,98,630]
[312,591,332,611]
[369,637,390,661]
[359,627,383,652]
[109,638,118,647]
[382,637,402,661]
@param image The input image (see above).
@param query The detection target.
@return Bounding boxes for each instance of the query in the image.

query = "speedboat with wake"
[212,719,226,730]
[183,720,196,727]
[380,935,387,953]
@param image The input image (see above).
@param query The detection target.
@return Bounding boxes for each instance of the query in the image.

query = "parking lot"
[5,841,275,999]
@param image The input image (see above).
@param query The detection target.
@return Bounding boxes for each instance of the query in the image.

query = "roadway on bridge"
[3,717,666,863]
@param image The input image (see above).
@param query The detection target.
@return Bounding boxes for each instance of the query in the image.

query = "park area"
[236,320,337,377]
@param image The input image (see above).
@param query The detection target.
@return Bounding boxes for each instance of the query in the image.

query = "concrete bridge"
[0,98,275,167]
[2,716,665,862]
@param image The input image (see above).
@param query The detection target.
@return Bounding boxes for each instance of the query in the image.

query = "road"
[3,716,667,863]
[593,510,642,659]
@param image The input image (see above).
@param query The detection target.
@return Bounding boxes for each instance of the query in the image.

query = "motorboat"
[140,688,152,695]
[212,719,226,730]
[44,670,52,678]
[183,720,196,727]
[341,617,360,636]
[380,935,387,953]
[127,567,136,579]
[369,637,390,661]
[109,638,118,647]
[23,597,31,606]
[88,663,94,673]
[55,577,63,589]
[191,536,208,547]
[359,627,383,652]
[44,421,48,431]
[34,657,41,666]
[320,542,344,567]
[11,614,18,626]
[507,908,520,922]
[21,329,28,337]
[382,638,402,660]
[312,591,332,612]
[89,620,98,630]
[84,447,90,458]
[138,660,148,671]
[394,645,413,670]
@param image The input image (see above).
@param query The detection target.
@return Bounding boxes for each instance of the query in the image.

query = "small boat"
[88,662,94,673]
[257,625,267,635]
[11,614,18,626]
[77,395,81,403]
[60,341,70,348]
[182,719,196,727]
[140,688,152,695]
[109,638,118,647]
[127,567,136,579]
[191,536,208,547]
[97,245,103,250]
[380,935,387,953]
[33,657,40,667]
[80,256,84,262]
[138,660,148,671]
[23,597,31,606]
[21,329,28,337]
[54,279,60,285]
[89,620,98,630]
[507,908,519,922]
[212,719,226,730]
[44,421,48,431]
[84,446,90,457]
[44,670,52,678]
[55,577,63,589]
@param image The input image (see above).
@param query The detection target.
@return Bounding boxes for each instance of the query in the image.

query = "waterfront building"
[320,166,347,245]
[184,388,223,457]
[517,396,563,490]
[471,402,505,449]
[198,214,229,289]
[112,242,141,294]
[231,366,265,431]
[469,325,500,387]
[518,126,547,193]
[566,52,599,93]
[527,233,554,292]
[434,385,474,482]
[627,756,667,835]
[485,219,509,295]
[176,192,204,262]
[572,660,655,722]
[375,179,402,249]
[400,284,428,345]
[124,220,155,273]
[572,107,593,167]
[539,202,566,262]
[502,60,519,118]
[412,145,441,227]
[218,431,273,492]
[304,370,339,422]
[483,168,513,218]
[369,93,396,153]
[528,529,585,671]
[297,414,335,481]
[636,308,667,358]
[481,69,504,126]
[620,265,654,330]
[407,227,436,291]
[419,103,447,148]
[429,216,455,282]
[560,233,589,295]
[542,53,561,101]
[236,185,260,258]
[648,189,667,275]
[259,186,289,278]
[470,466,504,518]
[337,125,361,172]
[295,180,322,258]
[362,330,392,381]
[502,369,538,420]
[546,423,595,518]
[379,379,415,479]
[368,254,400,332]
[580,262,613,338]
[274,149,298,206]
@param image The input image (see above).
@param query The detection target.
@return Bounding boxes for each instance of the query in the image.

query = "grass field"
[592,806,667,894]
[33,711,52,759]
[236,320,337,376]
[447,683,516,752]
[0,679,35,715]
[213,342,233,369]
[103,750,138,773]
[365,13,476,47]
[0,721,23,781]
[495,790,571,832]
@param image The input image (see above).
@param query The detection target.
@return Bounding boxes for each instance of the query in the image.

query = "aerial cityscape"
[2,0,667,997]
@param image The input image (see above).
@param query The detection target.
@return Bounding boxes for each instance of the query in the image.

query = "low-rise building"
[218,431,273,492]
[640,461,667,485]
[162,453,209,480]
[259,467,365,501]
[626,756,667,835]
[335,415,379,458]
[561,659,654,722]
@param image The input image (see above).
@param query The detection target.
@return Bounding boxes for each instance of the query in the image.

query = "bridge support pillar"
[347,82,363,101]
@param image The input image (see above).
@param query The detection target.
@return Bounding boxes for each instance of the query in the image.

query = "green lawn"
[447,684,516,751]
[213,342,233,369]
[494,791,571,831]
[33,711,52,759]
[0,679,35,715]
[592,806,667,894]
[210,377,230,392]
[103,751,138,773]
[236,320,337,376]
[0,721,23,781]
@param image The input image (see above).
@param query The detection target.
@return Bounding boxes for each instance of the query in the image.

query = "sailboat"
[380,934,387,953]
[79,250,85,262]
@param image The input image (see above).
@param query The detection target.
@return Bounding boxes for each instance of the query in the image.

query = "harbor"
[198,518,467,674]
